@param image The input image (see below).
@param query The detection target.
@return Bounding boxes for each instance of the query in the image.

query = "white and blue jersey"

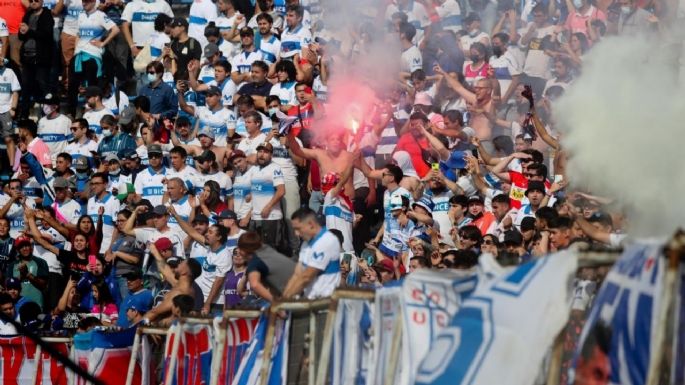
[380,216,416,259]
[62,0,86,36]
[190,239,209,264]
[168,195,193,233]
[0,196,36,238]
[53,198,82,226]
[194,105,236,147]
[268,81,296,106]
[257,35,280,64]
[103,90,130,116]
[233,167,254,220]
[199,63,216,84]
[250,162,284,221]
[134,166,168,206]
[149,30,171,59]
[205,77,238,107]
[75,10,116,58]
[65,139,99,167]
[280,24,311,59]
[424,189,454,245]
[435,0,462,33]
[86,192,120,253]
[188,0,218,47]
[382,186,412,221]
[0,67,21,114]
[38,114,72,157]
[234,111,271,136]
[323,192,354,252]
[299,228,341,299]
[226,229,244,255]
[230,50,263,76]
[22,177,44,202]
[195,244,232,304]
[83,107,114,140]
[120,0,174,46]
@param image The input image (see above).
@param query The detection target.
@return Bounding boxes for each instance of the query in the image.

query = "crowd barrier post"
[262,299,331,385]
[384,314,403,385]
[315,289,375,385]
[125,326,169,385]
[33,337,72,385]
[209,309,263,385]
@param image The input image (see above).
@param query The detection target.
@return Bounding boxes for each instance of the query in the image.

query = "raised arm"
[419,123,451,161]
[26,209,59,255]
[168,205,207,244]
[434,64,477,105]
[149,243,178,285]
[286,131,318,160]
[530,108,560,150]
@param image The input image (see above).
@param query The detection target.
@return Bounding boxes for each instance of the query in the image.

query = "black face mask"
[492,46,503,57]
[470,54,482,62]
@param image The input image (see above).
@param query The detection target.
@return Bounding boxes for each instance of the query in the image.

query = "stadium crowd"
[0,0,657,334]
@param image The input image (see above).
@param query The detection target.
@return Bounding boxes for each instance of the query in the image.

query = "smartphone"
[88,254,97,270]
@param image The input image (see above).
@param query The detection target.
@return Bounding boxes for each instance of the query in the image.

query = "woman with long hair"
[38,211,103,257]
[196,180,228,220]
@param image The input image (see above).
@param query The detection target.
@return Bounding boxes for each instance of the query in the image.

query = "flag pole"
[646,230,685,385]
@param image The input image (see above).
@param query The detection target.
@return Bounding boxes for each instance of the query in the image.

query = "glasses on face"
[147,71,156,75]
[70,126,80,131]
[483,239,495,245]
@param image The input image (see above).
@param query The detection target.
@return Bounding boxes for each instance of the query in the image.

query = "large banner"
[671,262,685,385]
[0,336,69,385]
[399,269,478,385]
[571,241,665,385]
[163,322,214,385]
[69,327,142,385]
[232,314,291,385]
[216,318,260,385]
[330,298,373,385]
[365,284,402,385]
[415,250,577,385]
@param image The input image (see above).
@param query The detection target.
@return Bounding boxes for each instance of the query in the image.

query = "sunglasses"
[483,239,495,245]
[70,126,80,131]
[147,71,156,75]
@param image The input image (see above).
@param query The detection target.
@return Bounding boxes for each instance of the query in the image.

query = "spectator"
[138,61,178,120]
[0,292,18,334]
[17,0,54,119]
[7,237,48,310]
[169,17,202,81]
[37,93,71,163]
[116,270,153,328]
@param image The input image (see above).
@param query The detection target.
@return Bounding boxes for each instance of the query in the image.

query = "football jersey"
[250,162,285,220]
[120,0,174,46]
[233,167,254,220]
[323,192,354,252]
[195,243,232,304]
[280,24,311,58]
[75,10,116,58]
[38,114,72,158]
[87,192,120,253]
[194,106,236,147]
[134,166,168,206]
[299,229,341,299]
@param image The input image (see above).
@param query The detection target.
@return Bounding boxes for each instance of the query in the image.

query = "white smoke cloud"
[556,34,685,236]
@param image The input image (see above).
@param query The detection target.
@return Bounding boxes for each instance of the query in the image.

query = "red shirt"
[0,0,26,34]
[287,103,314,137]
[508,171,551,209]
[395,133,430,178]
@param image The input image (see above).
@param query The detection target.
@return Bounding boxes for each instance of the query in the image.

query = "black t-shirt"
[57,249,89,281]
[237,81,273,98]
[171,37,202,81]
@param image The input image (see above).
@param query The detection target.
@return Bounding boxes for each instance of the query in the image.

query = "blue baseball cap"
[442,150,467,169]
[127,295,152,313]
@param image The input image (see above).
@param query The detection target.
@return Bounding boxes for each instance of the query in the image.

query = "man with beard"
[287,129,355,197]
[230,27,264,88]
[248,143,286,250]
[17,119,51,168]
[82,86,114,141]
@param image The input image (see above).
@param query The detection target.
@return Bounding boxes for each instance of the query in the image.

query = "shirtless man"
[143,243,202,324]
[434,64,496,149]
[287,129,355,197]
[171,127,230,170]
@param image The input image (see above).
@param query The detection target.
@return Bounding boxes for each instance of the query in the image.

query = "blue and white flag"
[22,152,55,206]
[399,269,478,385]
[232,313,291,385]
[330,298,373,385]
[366,284,402,385]
[571,241,665,385]
[415,250,577,385]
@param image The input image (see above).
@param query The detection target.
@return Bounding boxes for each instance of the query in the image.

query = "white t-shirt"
[250,162,285,220]
[75,10,117,59]
[195,243,232,304]
[167,195,194,233]
[460,31,490,53]
[87,192,120,253]
[134,227,186,259]
[400,45,423,74]
[82,107,113,140]
[425,189,455,245]
[234,112,271,136]
[522,23,556,78]
[236,133,267,156]
[134,166,168,206]
[268,81,297,106]
[435,0,462,32]
[385,1,430,43]
[205,77,238,107]
[299,229,341,299]
[38,114,72,159]
[102,90,130,116]
[280,24,311,59]
[53,198,82,226]
[0,18,8,38]
[233,167,254,220]
[230,50,264,85]
[270,137,300,182]
[62,0,87,36]
[33,227,67,274]
[188,0,218,48]
[120,0,174,46]
[257,34,281,64]
[194,106,236,147]
[0,196,36,238]
[0,67,21,114]
[489,50,523,98]
[149,30,171,59]
[323,192,354,252]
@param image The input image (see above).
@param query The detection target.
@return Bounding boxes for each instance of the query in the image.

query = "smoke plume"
[556,33,685,236]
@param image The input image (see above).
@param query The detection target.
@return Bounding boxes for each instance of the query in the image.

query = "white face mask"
[469,29,479,37]
[573,0,583,8]
[268,107,278,116]
[102,128,113,137]
[109,168,121,176]
[146,73,158,83]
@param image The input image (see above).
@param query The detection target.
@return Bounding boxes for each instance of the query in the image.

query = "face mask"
[572,0,583,8]
[268,107,278,117]
[42,105,55,116]
[109,169,120,176]
[102,128,113,137]
[469,29,479,37]
[492,46,503,57]
[470,54,481,62]
[621,5,632,14]
[146,73,158,83]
